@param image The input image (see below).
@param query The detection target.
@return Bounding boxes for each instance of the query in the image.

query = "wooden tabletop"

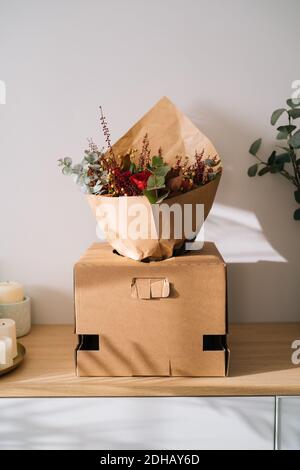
[1,324,300,397]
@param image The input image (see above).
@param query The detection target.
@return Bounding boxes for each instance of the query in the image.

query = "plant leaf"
[270,163,284,173]
[156,191,170,204]
[205,158,217,167]
[294,208,300,220]
[258,166,270,176]
[154,164,170,177]
[129,162,136,173]
[277,130,289,140]
[267,151,276,165]
[72,164,83,174]
[275,152,290,164]
[271,108,286,125]
[62,166,72,175]
[249,138,262,156]
[143,189,157,204]
[289,130,300,148]
[63,157,72,166]
[295,190,300,204]
[247,163,258,177]
[151,155,164,167]
[287,98,300,108]
[277,125,296,134]
[288,108,300,120]
[146,174,165,190]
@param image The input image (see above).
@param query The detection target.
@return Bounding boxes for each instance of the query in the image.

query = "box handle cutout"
[203,334,227,351]
[131,278,170,299]
[78,334,100,351]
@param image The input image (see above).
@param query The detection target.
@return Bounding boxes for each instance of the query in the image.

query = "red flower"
[130,170,151,191]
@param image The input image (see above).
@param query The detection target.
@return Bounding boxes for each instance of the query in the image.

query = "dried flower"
[138,133,151,170]
[99,106,115,163]
[59,111,220,202]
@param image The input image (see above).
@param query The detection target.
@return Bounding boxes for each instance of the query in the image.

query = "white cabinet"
[277,397,300,450]
[0,397,274,450]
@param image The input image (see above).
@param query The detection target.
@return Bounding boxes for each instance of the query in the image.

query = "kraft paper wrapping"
[87,97,221,261]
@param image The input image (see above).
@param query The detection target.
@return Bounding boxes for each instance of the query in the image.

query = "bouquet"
[59,97,222,260]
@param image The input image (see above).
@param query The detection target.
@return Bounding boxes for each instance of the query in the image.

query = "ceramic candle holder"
[0,336,13,366]
[0,297,31,338]
[0,319,17,358]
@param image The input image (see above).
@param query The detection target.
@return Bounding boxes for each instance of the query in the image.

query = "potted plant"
[247,98,300,220]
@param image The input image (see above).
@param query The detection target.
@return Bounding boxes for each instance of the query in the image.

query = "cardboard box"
[74,242,229,377]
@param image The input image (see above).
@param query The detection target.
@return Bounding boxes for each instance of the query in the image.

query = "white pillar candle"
[0,281,24,304]
[0,319,17,358]
[0,336,13,367]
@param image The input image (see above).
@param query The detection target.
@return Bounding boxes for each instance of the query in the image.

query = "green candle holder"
[0,296,31,338]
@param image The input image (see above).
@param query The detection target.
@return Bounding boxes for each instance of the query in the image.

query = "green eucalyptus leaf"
[129,162,136,173]
[154,164,170,177]
[72,174,80,184]
[63,157,72,166]
[143,189,158,204]
[154,175,165,188]
[288,108,300,120]
[84,153,97,164]
[294,208,300,220]
[275,152,290,164]
[287,98,300,108]
[76,175,84,185]
[289,130,300,148]
[270,163,283,173]
[277,130,289,140]
[258,166,270,176]
[146,175,156,189]
[249,138,262,156]
[151,155,164,167]
[80,184,91,194]
[247,163,258,177]
[147,174,165,190]
[267,151,276,165]
[295,190,300,204]
[204,159,216,167]
[271,108,286,125]
[277,125,296,134]
[208,172,217,181]
[90,164,101,170]
[156,191,170,204]
[62,166,72,175]
[72,164,83,174]
[93,184,104,194]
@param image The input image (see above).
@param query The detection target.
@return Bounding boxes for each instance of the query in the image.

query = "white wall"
[1,0,299,324]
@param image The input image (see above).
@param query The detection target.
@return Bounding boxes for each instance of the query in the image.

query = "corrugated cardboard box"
[74,242,229,377]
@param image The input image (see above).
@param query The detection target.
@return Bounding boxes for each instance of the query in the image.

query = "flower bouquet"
[59,97,221,260]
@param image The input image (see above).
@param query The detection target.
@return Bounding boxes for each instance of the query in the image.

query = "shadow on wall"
[191,103,300,322]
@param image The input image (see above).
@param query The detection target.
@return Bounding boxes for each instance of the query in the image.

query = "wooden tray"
[0,342,26,376]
